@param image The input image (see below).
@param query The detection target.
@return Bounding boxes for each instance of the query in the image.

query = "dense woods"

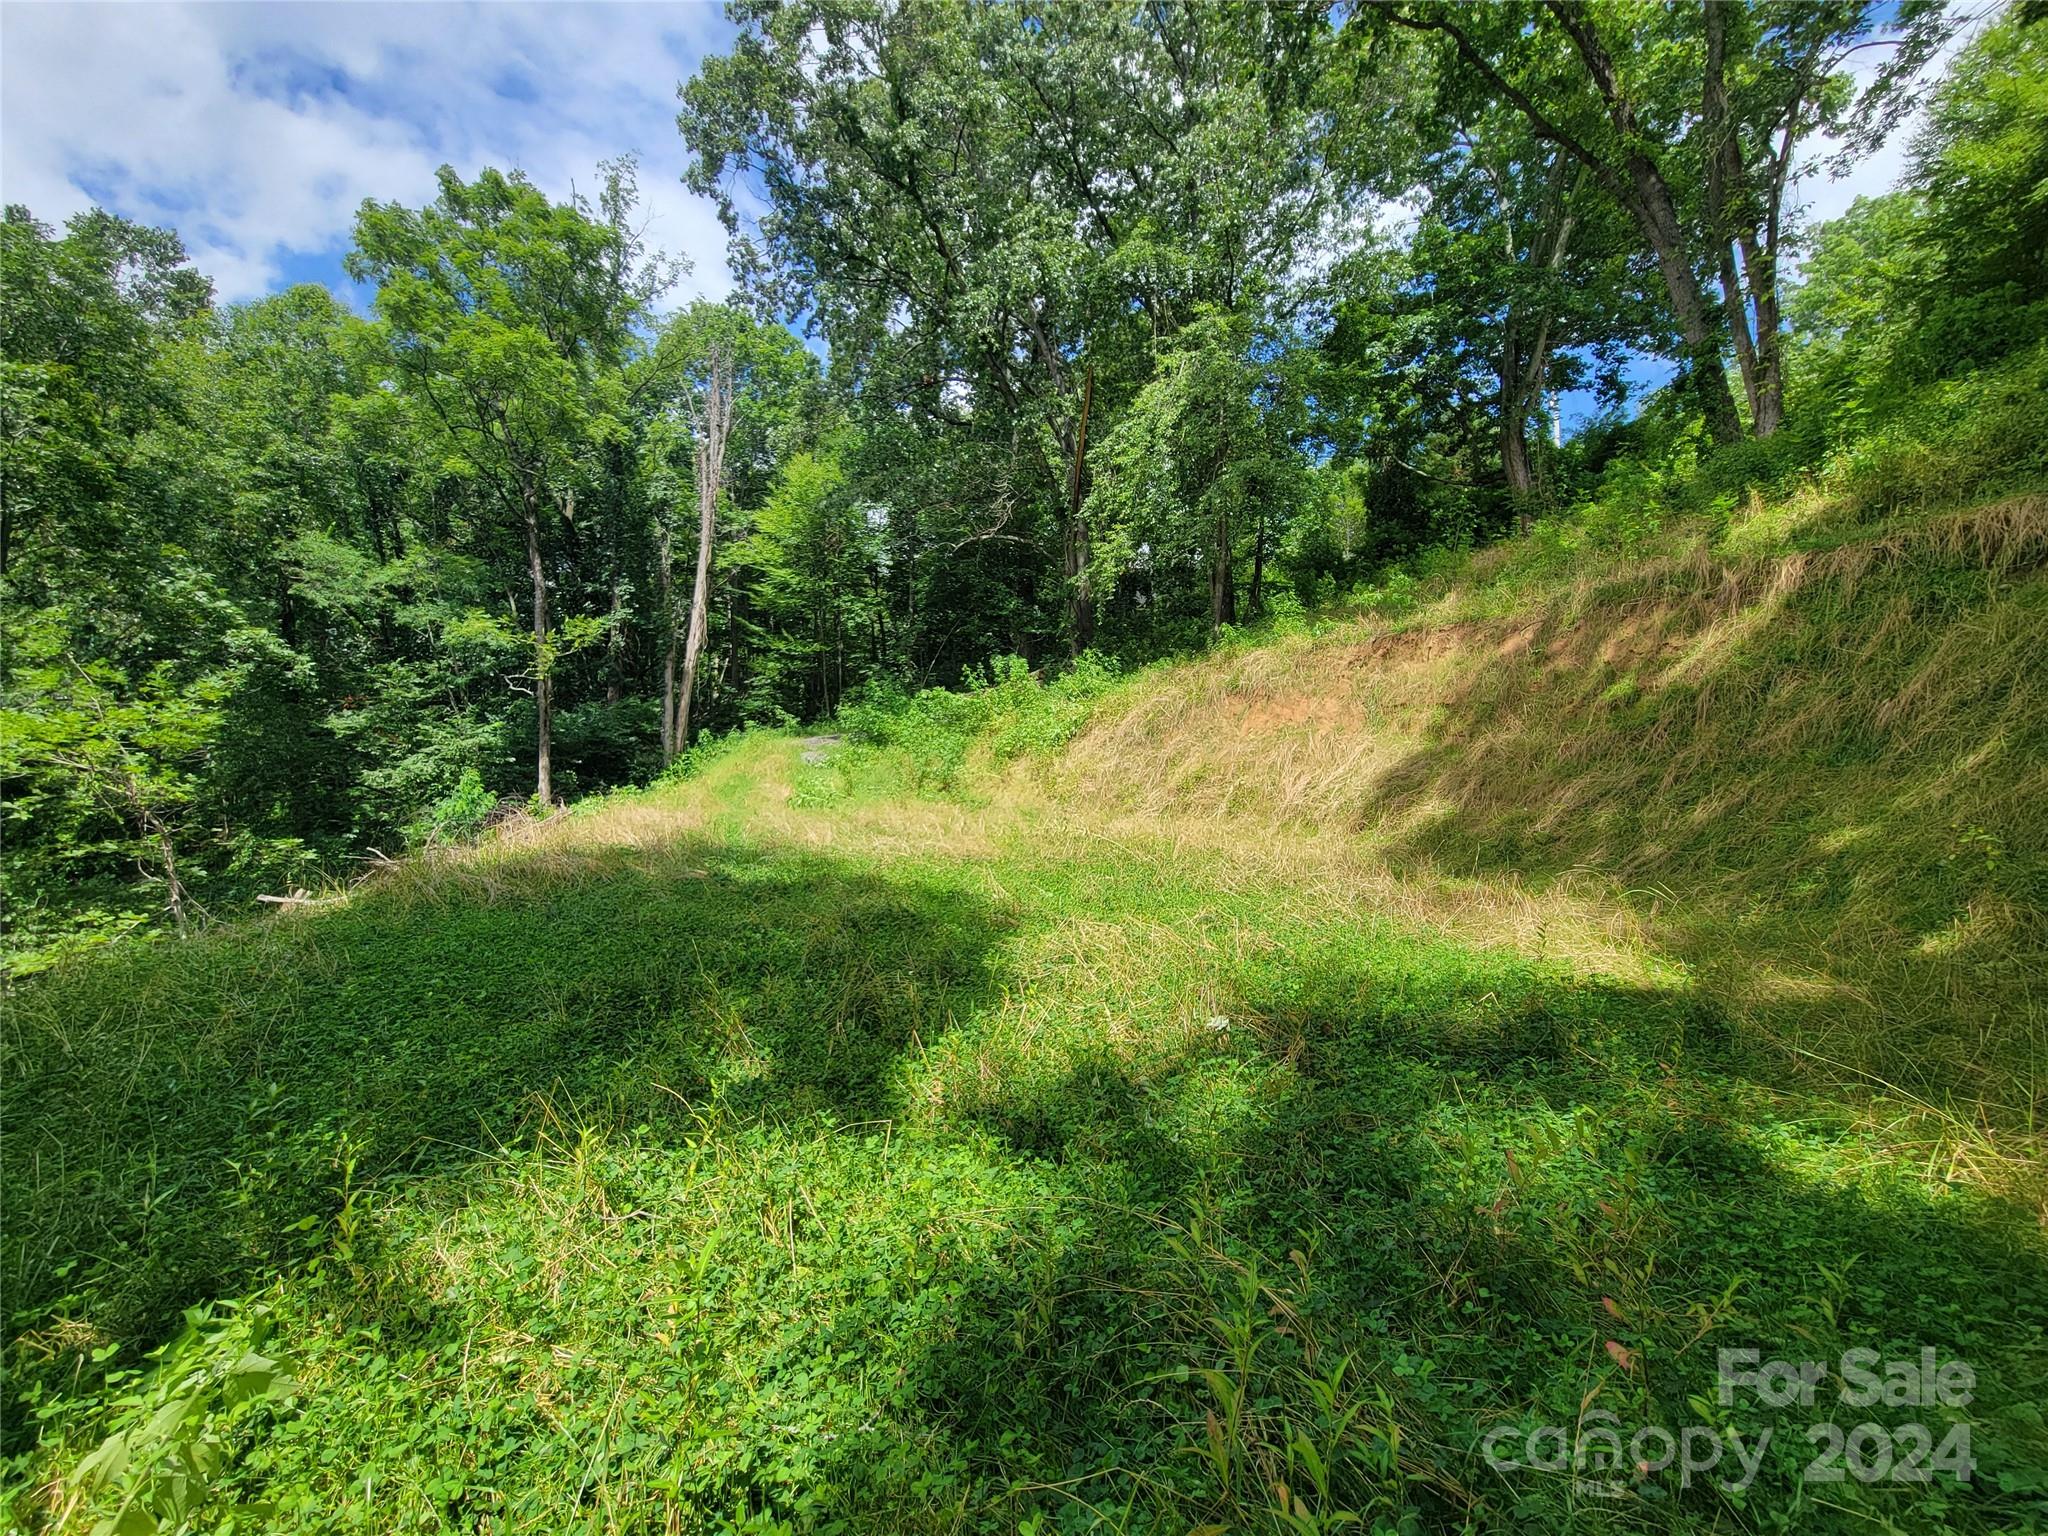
[6,2,2044,970]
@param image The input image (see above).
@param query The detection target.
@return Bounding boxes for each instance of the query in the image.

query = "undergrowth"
[837,652,1121,793]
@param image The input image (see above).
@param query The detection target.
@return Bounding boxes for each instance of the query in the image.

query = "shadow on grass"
[3,837,1017,1369]
[8,824,2047,1532]
[1355,524,2048,1132]
[800,945,2048,1531]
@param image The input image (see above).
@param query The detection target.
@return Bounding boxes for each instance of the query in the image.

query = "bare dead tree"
[673,338,735,757]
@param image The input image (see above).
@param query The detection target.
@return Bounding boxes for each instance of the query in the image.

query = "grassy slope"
[5,491,2047,1534]
[1063,492,2048,1156]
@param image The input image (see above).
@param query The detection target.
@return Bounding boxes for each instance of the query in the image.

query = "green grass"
[8,495,2048,1533]
[1062,491,2048,1161]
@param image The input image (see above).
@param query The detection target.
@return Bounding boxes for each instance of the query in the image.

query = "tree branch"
[1388,9,1630,208]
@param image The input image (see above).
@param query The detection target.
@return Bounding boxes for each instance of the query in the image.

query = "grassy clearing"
[7,493,2048,1534]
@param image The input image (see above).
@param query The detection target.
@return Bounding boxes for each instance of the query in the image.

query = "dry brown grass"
[1058,493,2048,842]
[1042,494,2048,1194]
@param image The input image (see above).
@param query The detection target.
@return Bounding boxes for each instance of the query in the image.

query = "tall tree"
[347,164,665,804]
[1697,0,1953,436]
[0,206,212,595]
[1087,306,1306,640]
[730,444,879,720]
[1380,1,1743,442]
[1380,0,1950,442]
[648,302,818,756]
[682,0,1323,660]
[674,335,732,757]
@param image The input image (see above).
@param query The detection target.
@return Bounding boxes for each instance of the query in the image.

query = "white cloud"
[0,0,743,304]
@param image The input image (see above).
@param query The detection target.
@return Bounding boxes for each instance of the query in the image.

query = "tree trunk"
[1506,317,1560,526]
[1209,384,1235,637]
[1502,360,1536,511]
[1397,7,1745,443]
[657,520,678,763]
[1702,0,1792,439]
[1738,230,1785,437]
[1627,158,1743,445]
[1250,505,1266,615]
[155,827,188,934]
[522,481,552,807]
[1503,430,1535,500]
[605,445,629,703]
[1544,1,1743,445]
[1209,500,1235,636]
[1715,245,1761,420]
[676,343,735,755]
[604,579,625,705]
[676,467,716,756]
[131,793,187,934]
[1064,364,1096,655]
[1703,0,1762,433]
[1502,153,1577,530]
[661,640,679,761]
[1500,316,1537,521]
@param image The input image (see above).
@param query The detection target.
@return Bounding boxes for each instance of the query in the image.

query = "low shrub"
[838,653,1123,790]
[411,767,495,847]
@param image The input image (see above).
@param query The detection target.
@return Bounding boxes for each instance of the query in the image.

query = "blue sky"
[2,1,747,305]
[2,1,1962,433]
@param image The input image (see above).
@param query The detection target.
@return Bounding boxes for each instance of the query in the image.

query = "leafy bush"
[987,651,1120,760]
[655,728,748,786]
[551,696,666,788]
[1571,419,1712,551]
[839,653,1122,790]
[838,678,982,790]
[1824,344,2048,520]
[414,767,496,846]
[47,1303,295,1534]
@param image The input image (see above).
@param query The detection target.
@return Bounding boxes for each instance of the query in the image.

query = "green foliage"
[346,162,671,806]
[1786,17,2048,446]
[655,726,749,787]
[985,652,1119,761]
[1822,344,2048,518]
[728,446,881,722]
[1088,308,1308,639]
[1909,15,2048,360]
[415,768,496,847]
[1278,465,1373,607]
[839,654,1120,791]
[0,606,332,969]
[49,1304,295,1535]
[7,1,2041,971]
[8,16,2048,1525]
[0,171,842,962]
[1569,418,1712,551]
[683,0,1323,663]
[1348,568,1422,620]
